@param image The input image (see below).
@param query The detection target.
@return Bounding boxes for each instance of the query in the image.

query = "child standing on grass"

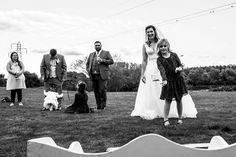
[157,39,188,126]
[65,81,89,114]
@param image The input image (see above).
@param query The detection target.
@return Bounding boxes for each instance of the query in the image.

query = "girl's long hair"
[157,39,171,57]
[76,81,86,93]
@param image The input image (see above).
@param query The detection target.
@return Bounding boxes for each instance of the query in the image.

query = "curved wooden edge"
[27,134,236,157]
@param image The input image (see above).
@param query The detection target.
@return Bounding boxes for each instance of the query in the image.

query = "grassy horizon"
[0,87,236,157]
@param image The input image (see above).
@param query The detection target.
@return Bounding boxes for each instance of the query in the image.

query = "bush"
[0,78,6,87]
[209,85,236,92]
[187,85,210,90]
[0,74,6,87]
[24,71,43,88]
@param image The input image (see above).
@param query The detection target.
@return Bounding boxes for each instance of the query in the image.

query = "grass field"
[0,87,236,157]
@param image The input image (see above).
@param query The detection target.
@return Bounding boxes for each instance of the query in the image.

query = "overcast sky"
[0,0,236,76]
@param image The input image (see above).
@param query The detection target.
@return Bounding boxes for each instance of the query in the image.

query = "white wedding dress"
[131,44,197,120]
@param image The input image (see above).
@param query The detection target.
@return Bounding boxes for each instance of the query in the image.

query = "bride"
[131,25,197,120]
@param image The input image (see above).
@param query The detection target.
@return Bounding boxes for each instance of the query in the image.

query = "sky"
[0,0,236,77]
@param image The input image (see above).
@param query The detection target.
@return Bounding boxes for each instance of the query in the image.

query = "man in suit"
[86,41,114,109]
[40,49,67,109]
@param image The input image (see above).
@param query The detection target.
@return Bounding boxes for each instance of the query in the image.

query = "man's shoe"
[10,103,14,107]
[97,106,103,109]
[101,103,106,108]
[18,102,23,106]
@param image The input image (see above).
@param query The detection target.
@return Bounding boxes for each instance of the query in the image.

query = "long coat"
[86,50,113,80]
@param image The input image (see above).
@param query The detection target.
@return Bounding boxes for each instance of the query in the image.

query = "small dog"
[1,97,11,103]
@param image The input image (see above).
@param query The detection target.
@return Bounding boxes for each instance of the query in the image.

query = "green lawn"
[0,87,236,157]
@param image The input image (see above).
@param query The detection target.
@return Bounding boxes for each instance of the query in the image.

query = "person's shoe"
[49,106,53,111]
[9,103,14,107]
[177,119,183,125]
[101,102,106,108]
[90,107,95,113]
[177,117,183,125]
[163,120,170,127]
[18,102,23,106]
[56,107,62,111]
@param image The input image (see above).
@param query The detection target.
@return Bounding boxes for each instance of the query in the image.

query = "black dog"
[1,97,11,103]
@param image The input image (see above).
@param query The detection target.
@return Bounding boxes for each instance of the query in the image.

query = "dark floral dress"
[157,52,188,102]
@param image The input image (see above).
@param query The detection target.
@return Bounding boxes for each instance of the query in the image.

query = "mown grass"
[0,87,236,157]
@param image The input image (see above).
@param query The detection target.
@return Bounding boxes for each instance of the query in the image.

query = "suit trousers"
[91,74,107,109]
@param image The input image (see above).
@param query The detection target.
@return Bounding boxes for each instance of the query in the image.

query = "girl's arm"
[141,44,148,83]
[173,53,183,72]
[72,93,80,105]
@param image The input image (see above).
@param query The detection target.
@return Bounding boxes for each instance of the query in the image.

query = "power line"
[106,0,157,18]
[107,0,134,13]
[153,2,236,26]
[77,2,236,45]
[110,0,135,8]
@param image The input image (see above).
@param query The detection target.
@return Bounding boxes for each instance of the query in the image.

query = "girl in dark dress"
[65,81,89,114]
[157,39,188,126]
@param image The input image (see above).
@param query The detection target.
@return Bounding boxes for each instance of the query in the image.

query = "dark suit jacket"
[86,50,114,80]
[40,54,67,82]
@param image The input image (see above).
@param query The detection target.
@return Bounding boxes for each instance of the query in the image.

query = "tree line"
[0,72,42,88]
[1,63,236,92]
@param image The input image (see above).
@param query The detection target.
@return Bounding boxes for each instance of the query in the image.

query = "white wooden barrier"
[27,134,236,157]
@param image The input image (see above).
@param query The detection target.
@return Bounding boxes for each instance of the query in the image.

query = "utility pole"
[10,41,27,61]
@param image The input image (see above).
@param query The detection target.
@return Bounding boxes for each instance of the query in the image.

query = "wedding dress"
[131,43,197,120]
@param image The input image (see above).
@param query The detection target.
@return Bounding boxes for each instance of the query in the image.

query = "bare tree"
[69,56,89,78]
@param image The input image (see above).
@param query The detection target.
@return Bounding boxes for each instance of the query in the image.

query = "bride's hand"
[161,80,167,86]
[141,75,146,83]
